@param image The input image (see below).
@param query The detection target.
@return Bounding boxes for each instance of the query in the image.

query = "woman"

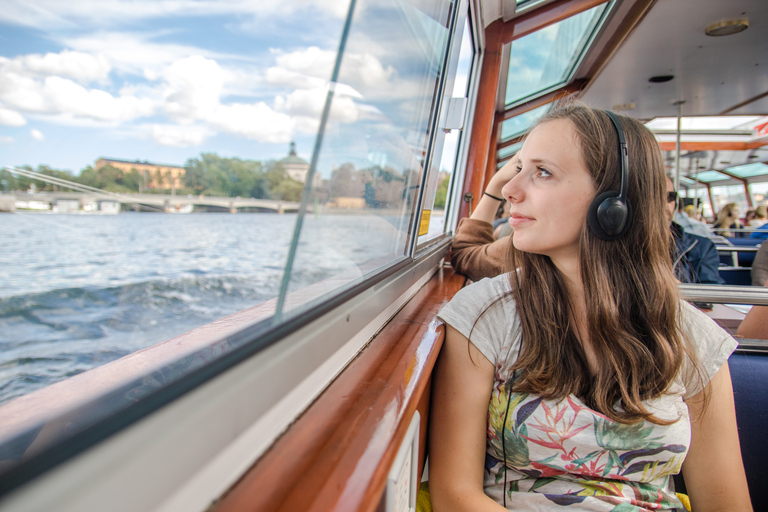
[430,104,750,510]
[712,202,744,237]
[747,206,767,228]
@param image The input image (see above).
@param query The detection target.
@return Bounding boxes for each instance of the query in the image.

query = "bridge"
[1,167,300,214]
[4,191,300,214]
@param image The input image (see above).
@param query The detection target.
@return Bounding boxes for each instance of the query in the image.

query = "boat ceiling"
[481,0,768,184]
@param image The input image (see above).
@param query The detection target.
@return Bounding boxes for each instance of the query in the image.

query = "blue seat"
[719,268,752,286]
[722,238,762,267]
[729,349,768,511]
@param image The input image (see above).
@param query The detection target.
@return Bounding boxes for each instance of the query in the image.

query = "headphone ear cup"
[587,190,632,241]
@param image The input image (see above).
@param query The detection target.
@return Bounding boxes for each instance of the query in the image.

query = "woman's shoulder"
[677,299,739,397]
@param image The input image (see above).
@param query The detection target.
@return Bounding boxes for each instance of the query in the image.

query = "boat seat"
[729,348,768,511]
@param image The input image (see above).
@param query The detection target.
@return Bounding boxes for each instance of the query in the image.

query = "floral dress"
[438,274,737,511]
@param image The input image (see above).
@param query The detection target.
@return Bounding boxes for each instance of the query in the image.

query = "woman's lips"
[509,213,534,227]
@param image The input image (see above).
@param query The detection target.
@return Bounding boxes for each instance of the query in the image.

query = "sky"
[0,0,352,174]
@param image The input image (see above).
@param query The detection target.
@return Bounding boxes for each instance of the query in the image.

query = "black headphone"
[586,110,632,240]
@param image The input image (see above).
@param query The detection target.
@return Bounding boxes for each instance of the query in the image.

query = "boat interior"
[1,0,767,510]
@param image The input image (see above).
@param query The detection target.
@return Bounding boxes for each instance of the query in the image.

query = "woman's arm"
[682,363,752,511]
[429,325,509,511]
[450,157,517,281]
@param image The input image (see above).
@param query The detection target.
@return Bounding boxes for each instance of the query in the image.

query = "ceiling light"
[649,75,674,83]
[705,18,749,37]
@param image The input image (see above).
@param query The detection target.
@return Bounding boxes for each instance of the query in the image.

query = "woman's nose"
[501,172,522,203]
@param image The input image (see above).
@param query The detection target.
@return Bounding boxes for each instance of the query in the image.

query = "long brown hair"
[506,103,693,424]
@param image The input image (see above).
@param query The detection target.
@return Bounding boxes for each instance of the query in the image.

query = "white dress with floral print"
[438,274,737,511]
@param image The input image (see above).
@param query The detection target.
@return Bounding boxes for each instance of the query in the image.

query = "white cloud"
[208,102,294,143]
[0,135,13,143]
[0,0,349,28]
[151,124,210,147]
[267,47,336,88]
[43,76,156,122]
[30,128,45,140]
[0,106,26,126]
[0,53,156,123]
[162,55,226,124]
[15,50,111,84]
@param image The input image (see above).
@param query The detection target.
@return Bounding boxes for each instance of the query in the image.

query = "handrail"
[678,284,768,305]
[716,246,760,252]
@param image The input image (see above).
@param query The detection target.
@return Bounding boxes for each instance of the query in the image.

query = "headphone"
[586,110,632,240]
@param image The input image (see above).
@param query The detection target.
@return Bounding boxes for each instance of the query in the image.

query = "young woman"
[430,104,750,511]
[712,203,744,237]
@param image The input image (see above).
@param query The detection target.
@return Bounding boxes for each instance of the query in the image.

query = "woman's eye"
[536,167,551,177]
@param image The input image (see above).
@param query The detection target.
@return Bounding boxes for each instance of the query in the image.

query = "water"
[0,209,443,406]
[0,212,297,406]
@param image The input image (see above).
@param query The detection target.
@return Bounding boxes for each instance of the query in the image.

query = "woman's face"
[501,119,596,265]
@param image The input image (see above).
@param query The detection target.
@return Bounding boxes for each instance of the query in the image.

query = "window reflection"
[504,3,609,106]
[277,0,455,317]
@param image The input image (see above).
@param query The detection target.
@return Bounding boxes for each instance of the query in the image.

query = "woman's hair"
[505,102,693,424]
[714,203,740,228]
[756,205,767,219]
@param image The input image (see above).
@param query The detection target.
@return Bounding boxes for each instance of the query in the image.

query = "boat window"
[0,0,461,489]
[751,183,768,206]
[276,0,455,317]
[0,2,347,407]
[503,2,610,108]
[710,184,749,215]
[417,13,476,245]
[727,163,768,179]
[692,171,735,183]
[500,104,549,142]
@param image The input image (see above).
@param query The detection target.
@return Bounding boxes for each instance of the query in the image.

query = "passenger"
[748,205,767,228]
[712,202,745,238]
[751,241,768,286]
[431,104,750,511]
[674,200,716,240]
[667,179,724,285]
[492,201,512,239]
[744,209,757,227]
[737,276,768,340]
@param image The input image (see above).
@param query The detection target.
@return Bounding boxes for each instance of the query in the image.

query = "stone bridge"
[5,192,300,214]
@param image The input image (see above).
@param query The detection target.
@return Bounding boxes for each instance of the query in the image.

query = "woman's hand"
[470,155,518,224]
[682,363,752,511]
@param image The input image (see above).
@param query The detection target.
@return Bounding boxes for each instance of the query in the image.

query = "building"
[95,158,186,191]
[279,142,311,183]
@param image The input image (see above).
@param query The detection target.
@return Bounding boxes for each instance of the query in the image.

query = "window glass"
[751,182,768,206]
[679,184,712,221]
[0,2,348,410]
[276,0,455,318]
[504,3,609,107]
[419,15,476,243]
[690,171,732,183]
[709,184,748,220]
[500,105,549,141]
[726,163,768,179]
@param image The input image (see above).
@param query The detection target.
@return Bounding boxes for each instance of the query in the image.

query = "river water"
[0,211,430,406]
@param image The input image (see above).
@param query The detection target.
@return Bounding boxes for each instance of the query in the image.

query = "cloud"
[13,50,111,84]
[0,135,13,143]
[0,0,349,29]
[208,102,294,143]
[30,128,45,140]
[0,54,157,122]
[0,106,26,126]
[266,47,336,89]
[162,55,226,124]
[150,124,210,147]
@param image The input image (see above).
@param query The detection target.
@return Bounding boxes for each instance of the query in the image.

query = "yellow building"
[95,158,186,190]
